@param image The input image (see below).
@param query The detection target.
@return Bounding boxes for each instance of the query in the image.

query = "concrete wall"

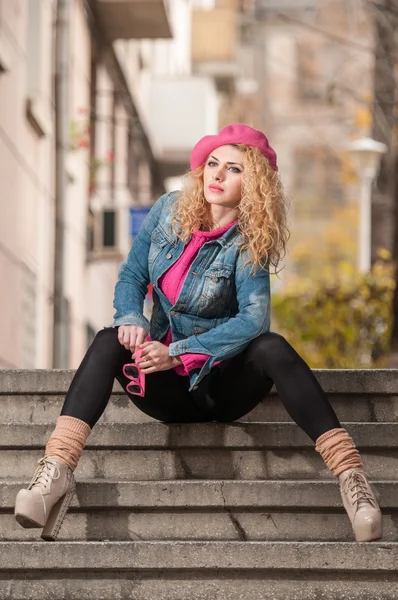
[0,0,56,369]
[0,0,164,369]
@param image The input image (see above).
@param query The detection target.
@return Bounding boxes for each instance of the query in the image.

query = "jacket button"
[166,253,172,259]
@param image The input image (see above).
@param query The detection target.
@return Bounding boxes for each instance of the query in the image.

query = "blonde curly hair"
[170,144,291,274]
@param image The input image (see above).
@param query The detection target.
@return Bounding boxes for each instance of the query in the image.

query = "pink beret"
[190,123,278,171]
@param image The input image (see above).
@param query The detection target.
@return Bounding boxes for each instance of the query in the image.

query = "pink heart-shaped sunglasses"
[122,347,145,396]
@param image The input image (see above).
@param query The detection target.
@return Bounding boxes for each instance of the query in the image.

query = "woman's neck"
[200,219,237,233]
[205,207,239,231]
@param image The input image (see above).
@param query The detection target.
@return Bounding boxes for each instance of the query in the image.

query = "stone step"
[0,393,397,424]
[1,369,398,425]
[1,422,397,449]
[2,447,398,481]
[2,369,398,394]
[0,574,397,600]
[3,479,397,509]
[1,541,397,572]
[4,508,398,543]
[2,480,397,542]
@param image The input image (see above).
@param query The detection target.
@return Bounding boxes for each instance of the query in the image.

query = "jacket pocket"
[148,226,169,266]
[199,265,235,318]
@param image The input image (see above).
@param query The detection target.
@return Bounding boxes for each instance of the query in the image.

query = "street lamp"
[347,137,387,273]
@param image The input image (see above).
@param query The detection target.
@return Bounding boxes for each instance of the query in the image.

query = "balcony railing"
[191,8,237,63]
[95,0,172,40]
[191,8,238,90]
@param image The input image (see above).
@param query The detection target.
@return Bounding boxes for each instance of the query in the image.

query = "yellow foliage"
[354,106,373,131]
[377,248,392,260]
[290,204,358,279]
[272,259,394,368]
[339,153,358,185]
[273,202,395,368]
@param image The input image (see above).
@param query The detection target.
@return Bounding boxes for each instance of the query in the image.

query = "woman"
[15,124,382,542]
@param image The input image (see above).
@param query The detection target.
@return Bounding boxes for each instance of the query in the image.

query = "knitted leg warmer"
[315,427,363,477]
[45,416,91,471]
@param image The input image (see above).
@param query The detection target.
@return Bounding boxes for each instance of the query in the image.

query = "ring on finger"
[140,356,152,365]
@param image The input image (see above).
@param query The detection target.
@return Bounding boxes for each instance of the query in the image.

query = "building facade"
[0,0,172,369]
[0,0,370,369]
[187,0,375,279]
[0,0,229,370]
[254,0,374,270]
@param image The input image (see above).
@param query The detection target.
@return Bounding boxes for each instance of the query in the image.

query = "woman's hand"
[136,341,182,374]
[117,325,147,357]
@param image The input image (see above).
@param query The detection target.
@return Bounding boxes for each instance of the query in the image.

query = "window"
[87,207,123,261]
[103,209,116,247]
[240,21,255,45]
[296,39,323,102]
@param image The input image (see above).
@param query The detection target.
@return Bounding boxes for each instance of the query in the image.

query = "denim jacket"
[108,191,271,391]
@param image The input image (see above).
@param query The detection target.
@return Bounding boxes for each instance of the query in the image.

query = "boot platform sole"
[41,489,75,542]
[15,513,43,529]
[355,525,383,543]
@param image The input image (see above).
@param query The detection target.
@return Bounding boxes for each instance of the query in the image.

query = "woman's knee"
[246,331,292,363]
[89,327,122,361]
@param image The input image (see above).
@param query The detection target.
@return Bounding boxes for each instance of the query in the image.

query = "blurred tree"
[272,257,394,368]
[366,0,398,365]
[273,200,395,368]
[289,203,358,279]
[369,0,398,264]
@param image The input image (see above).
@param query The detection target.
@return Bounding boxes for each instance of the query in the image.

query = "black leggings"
[61,328,340,442]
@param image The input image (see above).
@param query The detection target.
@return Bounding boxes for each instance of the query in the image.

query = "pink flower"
[106,151,115,163]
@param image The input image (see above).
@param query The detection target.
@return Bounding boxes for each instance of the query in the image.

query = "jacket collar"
[215,223,241,247]
[173,223,241,248]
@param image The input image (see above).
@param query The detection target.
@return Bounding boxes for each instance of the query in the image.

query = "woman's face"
[203,145,244,209]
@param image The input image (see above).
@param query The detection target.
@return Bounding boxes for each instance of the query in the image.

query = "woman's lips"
[209,184,224,192]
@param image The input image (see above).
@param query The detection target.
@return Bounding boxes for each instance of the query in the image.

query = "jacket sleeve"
[110,191,173,331]
[168,255,271,360]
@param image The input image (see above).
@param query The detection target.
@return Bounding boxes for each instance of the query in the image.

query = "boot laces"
[28,457,60,491]
[343,470,376,510]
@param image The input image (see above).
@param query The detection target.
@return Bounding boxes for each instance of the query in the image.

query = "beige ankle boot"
[339,468,382,542]
[14,456,75,541]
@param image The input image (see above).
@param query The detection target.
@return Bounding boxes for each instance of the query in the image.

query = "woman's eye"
[207,161,241,173]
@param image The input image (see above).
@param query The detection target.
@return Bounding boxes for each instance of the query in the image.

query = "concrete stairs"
[0,369,397,599]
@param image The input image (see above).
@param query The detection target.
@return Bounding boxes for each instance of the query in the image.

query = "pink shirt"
[148,220,237,376]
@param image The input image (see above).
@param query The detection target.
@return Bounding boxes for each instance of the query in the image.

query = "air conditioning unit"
[87,207,124,261]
